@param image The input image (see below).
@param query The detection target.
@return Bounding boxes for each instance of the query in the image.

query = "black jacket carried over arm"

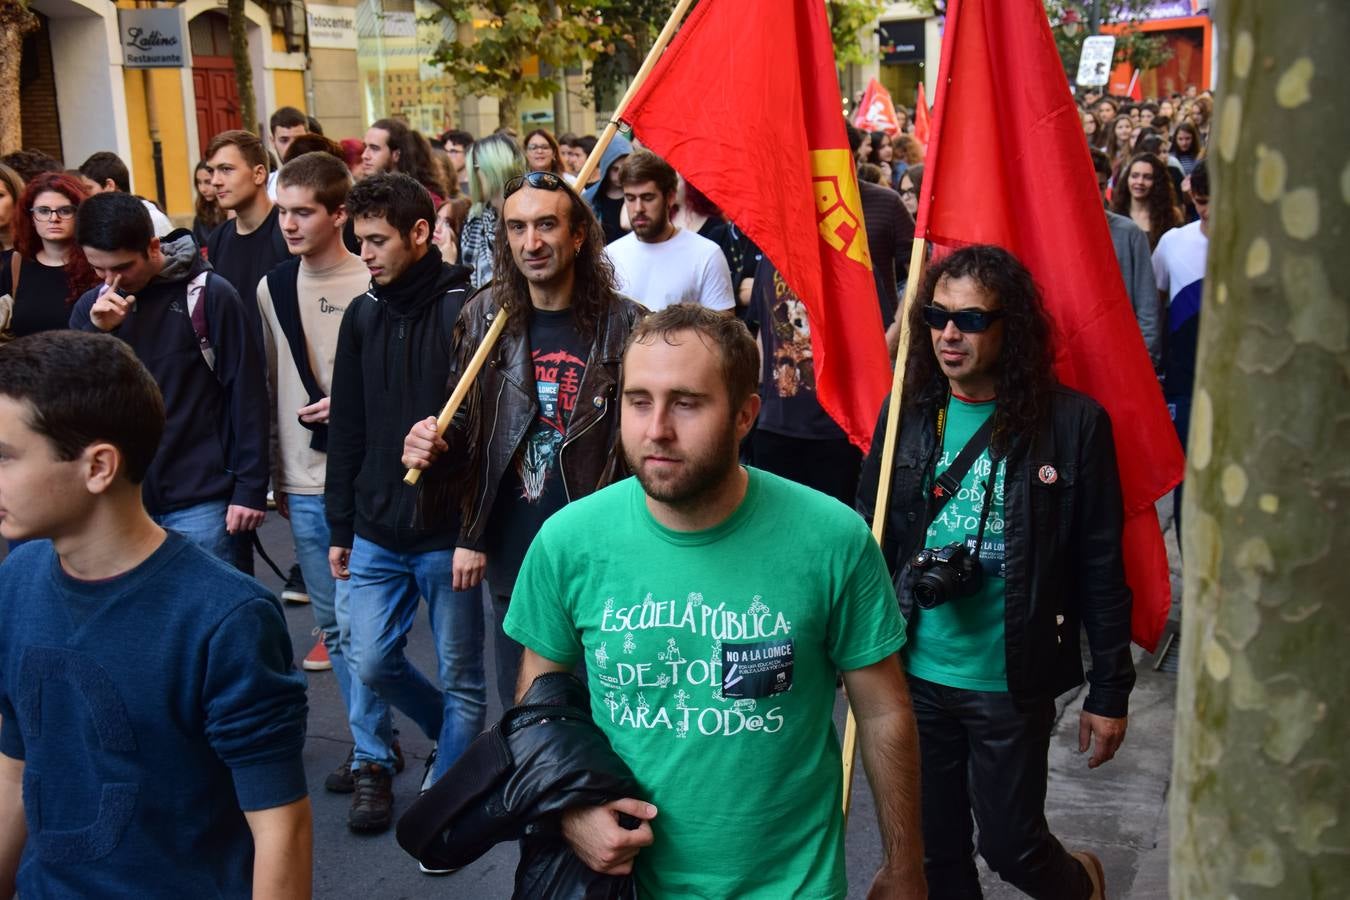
[396,672,640,900]
[857,384,1136,718]
[325,250,472,553]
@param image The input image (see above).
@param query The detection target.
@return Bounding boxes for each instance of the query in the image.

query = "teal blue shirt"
[905,397,1009,691]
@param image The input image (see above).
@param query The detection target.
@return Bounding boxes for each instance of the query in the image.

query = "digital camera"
[910,542,983,609]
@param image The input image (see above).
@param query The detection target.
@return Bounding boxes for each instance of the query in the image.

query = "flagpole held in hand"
[841,236,928,819]
[403,310,509,486]
[574,0,696,189]
[404,0,695,489]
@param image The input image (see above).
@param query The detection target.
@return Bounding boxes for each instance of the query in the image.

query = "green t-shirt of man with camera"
[905,396,1009,691]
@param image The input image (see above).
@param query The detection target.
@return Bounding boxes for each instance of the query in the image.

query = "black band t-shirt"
[746,257,846,441]
[485,308,589,595]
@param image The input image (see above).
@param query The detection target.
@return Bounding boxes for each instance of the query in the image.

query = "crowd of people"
[0,82,1208,898]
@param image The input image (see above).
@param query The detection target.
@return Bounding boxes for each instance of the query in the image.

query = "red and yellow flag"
[624,0,890,451]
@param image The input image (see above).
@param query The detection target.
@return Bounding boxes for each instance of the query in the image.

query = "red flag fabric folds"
[624,0,890,452]
[854,77,903,136]
[916,0,1182,650]
[914,81,932,147]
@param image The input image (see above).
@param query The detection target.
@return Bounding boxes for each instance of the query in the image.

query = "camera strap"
[925,412,996,529]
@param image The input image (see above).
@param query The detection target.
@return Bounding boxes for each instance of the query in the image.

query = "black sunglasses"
[504,171,566,199]
[922,305,1006,333]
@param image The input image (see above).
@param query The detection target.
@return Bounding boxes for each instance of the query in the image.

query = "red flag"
[853,77,903,136]
[1127,68,1144,101]
[913,81,932,147]
[625,0,890,451]
[916,0,1181,650]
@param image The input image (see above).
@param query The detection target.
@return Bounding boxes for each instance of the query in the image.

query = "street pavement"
[0,507,1179,898]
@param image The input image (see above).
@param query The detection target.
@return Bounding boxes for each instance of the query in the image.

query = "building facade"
[17,0,595,223]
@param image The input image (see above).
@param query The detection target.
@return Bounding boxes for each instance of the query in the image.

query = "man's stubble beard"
[625,418,740,508]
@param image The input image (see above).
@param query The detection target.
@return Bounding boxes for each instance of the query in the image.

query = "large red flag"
[624,0,890,451]
[914,81,931,147]
[917,0,1182,650]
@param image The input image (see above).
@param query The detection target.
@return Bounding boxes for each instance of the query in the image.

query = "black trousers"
[907,675,1092,900]
[750,429,862,507]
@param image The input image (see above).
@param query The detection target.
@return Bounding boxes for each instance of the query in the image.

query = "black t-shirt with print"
[485,308,589,595]
[746,257,846,441]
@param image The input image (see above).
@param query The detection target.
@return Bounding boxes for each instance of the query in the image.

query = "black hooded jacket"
[397,673,640,900]
[325,247,471,553]
[70,230,270,515]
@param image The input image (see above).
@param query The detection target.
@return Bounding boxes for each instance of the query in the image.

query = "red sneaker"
[302,639,332,672]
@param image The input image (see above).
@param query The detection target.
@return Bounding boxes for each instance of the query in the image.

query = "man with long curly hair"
[402,170,644,715]
[858,244,1132,900]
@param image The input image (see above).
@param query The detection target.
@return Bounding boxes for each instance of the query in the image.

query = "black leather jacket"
[396,673,640,899]
[440,290,645,549]
[858,385,1135,718]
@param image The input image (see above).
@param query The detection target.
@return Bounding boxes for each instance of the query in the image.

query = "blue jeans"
[153,499,230,562]
[347,536,486,778]
[285,494,393,770]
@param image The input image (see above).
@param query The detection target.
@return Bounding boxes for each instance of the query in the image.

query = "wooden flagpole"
[840,235,928,819]
[402,0,695,487]
[574,0,697,190]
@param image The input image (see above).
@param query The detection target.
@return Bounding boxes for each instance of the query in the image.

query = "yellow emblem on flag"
[810,149,872,269]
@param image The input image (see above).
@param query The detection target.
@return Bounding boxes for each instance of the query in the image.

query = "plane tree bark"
[1170,1,1350,897]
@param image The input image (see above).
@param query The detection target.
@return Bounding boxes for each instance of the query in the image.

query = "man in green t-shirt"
[504,304,926,898]
[858,245,1133,900]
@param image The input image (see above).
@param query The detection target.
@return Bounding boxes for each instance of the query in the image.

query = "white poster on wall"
[308,4,359,50]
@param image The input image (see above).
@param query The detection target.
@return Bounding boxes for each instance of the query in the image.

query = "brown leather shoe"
[347,763,394,833]
[1071,850,1106,900]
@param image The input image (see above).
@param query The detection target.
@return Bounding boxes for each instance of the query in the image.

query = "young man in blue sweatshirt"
[69,192,270,562]
[0,330,311,899]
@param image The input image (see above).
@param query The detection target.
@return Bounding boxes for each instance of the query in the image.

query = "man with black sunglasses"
[403,169,644,714]
[858,244,1132,900]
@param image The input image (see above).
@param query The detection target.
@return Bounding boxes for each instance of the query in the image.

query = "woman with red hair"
[3,172,100,336]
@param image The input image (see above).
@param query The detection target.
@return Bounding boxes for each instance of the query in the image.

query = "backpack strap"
[9,254,18,298]
[185,270,215,372]
[266,257,328,452]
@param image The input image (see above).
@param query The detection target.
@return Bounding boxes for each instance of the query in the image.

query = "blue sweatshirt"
[0,534,308,898]
[69,232,271,515]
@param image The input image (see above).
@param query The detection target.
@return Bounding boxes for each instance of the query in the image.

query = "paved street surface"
[1,509,1179,898]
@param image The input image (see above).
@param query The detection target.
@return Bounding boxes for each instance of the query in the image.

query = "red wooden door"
[192,56,242,144]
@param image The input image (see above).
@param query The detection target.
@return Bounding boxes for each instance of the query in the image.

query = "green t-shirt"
[904,396,1009,691]
[505,468,905,899]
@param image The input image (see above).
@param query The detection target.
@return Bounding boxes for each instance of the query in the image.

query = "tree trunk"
[1170,1,1350,897]
[227,0,256,133]
[498,91,520,132]
[0,1,38,154]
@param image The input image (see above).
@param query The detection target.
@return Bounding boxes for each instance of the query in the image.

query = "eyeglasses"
[922,305,1006,333]
[899,189,917,198]
[503,171,566,199]
[526,144,552,153]
[31,205,77,221]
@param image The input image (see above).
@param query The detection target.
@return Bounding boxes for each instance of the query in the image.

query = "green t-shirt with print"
[505,468,906,899]
[904,396,1009,691]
